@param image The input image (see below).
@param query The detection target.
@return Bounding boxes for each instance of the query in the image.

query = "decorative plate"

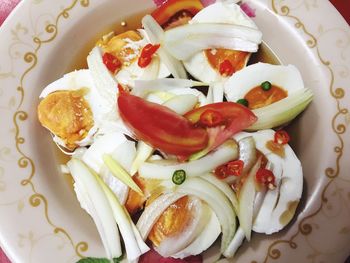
[0,0,349,262]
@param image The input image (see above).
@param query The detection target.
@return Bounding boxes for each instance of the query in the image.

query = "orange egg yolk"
[97,30,143,68]
[148,196,193,247]
[37,89,94,150]
[244,85,288,109]
[205,49,249,76]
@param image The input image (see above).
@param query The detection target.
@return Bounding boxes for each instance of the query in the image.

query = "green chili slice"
[236,98,249,107]
[172,169,186,185]
[261,81,272,91]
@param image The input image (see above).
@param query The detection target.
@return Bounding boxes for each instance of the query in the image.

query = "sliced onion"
[205,84,214,105]
[177,177,236,253]
[68,159,121,259]
[132,78,206,97]
[201,173,239,213]
[136,192,187,240]
[155,197,210,257]
[211,82,224,103]
[140,55,160,81]
[94,166,150,260]
[172,209,221,259]
[162,94,198,115]
[237,159,261,241]
[142,15,187,79]
[223,188,266,258]
[138,140,238,180]
[82,132,128,173]
[100,166,129,205]
[246,88,313,130]
[87,47,118,118]
[130,141,154,176]
[164,23,262,60]
[238,136,257,174]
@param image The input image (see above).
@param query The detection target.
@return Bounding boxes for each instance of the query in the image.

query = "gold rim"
[263,1,348,262]
[13,0,90,258]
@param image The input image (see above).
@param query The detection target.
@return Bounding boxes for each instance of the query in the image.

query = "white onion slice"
[172,209,220,259]
[130,141,154,176]
[87,47,118,119]
[94,167,150,260]
[237,159,261,241]
[142,15,187,79]
[132,78,205,97]
[140,55,160,81]
[68,159,121,259]
[246,88,313,130]
[201,173,239,213]
[163,23,262,60]
[136,192,187,240]
[177,177,236,253]
[138,140,238,180]
[162,94,198,115]
[223,188,266,258]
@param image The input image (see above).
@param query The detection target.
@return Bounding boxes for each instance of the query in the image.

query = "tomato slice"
[184,102,257,153]
[118,93,208,156]
[151,0,203,29]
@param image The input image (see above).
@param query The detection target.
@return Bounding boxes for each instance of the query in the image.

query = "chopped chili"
[236,98,249,107]
[172,169,186,185]
[255,168,276,190]
[219,59,235,76]
[261,81,272,91]
[102,52,122,74]
[138,43,160,68]
[274,130,290,145]
[199,109,225,127]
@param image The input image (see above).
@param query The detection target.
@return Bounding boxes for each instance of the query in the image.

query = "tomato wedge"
[152,0,203,29]
[118,92,208,156]
[184,102,257,154]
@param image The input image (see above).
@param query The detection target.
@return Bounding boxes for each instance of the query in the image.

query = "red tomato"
[184,102,257,152]
[139,248,202,263]
[151,0,203,29]
[118,93,208,156]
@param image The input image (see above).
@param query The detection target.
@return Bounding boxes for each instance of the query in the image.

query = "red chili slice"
[274,130,290,145]
[138,44,160,68]
[219,59,235,76]
[226,160,244,177]
[102,52,121,74]
[255,168,276,190]
[199,109,225,127]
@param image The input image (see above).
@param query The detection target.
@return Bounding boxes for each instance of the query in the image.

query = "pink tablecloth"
[0,0,349,262]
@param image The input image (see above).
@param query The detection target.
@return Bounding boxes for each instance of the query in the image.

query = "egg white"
[39,69,129,149]
[183,1,258,83]
[234,130,303,234]
[104,29,170,87]
[224,63,305,103]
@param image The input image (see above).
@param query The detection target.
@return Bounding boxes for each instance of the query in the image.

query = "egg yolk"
[244,85,288,109]
[97,30,143,67]
[148,196,193,247]
[37,89,94,150]
[205,49,249,76]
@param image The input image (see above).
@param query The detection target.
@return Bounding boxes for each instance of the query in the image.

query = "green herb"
[76,256,123,263]
[261,81,272,91]
[172,169,186,185]
[236,98,249,107]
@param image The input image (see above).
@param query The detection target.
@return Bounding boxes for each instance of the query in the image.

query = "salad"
[36,0,313,262]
